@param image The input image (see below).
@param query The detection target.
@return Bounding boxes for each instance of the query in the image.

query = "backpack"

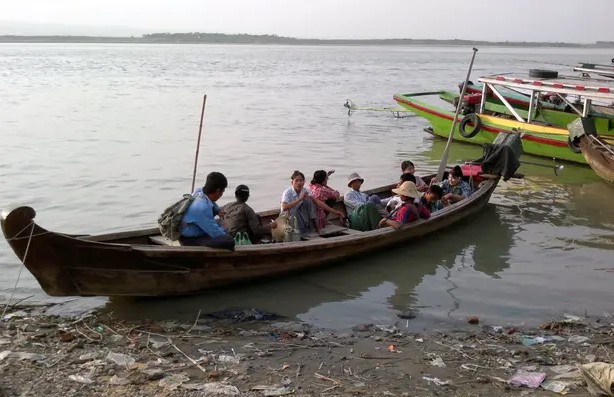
[158,194,195,241]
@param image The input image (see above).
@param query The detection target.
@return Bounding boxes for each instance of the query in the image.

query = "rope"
[2,221,35,318]
[5,220,35,241]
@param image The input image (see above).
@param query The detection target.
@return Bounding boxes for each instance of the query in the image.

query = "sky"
[1,0,613,42]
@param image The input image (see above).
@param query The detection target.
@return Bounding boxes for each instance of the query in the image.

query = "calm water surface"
[1,44,613,329]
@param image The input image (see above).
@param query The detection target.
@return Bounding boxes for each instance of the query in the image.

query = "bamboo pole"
[436,48,478,182]
[191,95,207,193]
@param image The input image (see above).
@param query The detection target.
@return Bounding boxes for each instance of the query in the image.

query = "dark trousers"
[179,235,235,250]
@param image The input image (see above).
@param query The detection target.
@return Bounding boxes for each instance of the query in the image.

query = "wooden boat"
[568,117,614,183]
[394,73,614,165]
[1,169,507,298]
[394,91,590,163]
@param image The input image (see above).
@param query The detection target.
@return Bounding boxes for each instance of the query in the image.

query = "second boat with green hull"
[393,91,590,163]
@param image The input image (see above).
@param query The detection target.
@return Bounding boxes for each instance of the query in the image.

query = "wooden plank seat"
[342,228,362,235]
[301,224,362,240]
[149,236,181,246]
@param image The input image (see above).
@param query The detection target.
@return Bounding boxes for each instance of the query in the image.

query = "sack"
[158,194,195,241]
[271,214,289,243]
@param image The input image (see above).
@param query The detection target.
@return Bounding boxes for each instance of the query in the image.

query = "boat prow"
[568,117,614,183]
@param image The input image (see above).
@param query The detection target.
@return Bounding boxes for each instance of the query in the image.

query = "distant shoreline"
[1,33,613,48]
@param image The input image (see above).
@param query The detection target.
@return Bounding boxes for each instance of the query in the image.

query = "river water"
[1,43,613,329]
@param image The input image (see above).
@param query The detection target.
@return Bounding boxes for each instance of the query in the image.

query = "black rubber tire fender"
[568,137,582,154]
[459,113,482,138]
[529,69,559,78]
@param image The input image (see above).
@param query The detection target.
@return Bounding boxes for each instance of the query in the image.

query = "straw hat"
[347,172,364,187]
[392,181,422,199]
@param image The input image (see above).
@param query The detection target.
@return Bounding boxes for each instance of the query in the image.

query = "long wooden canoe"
[1,174,501,297]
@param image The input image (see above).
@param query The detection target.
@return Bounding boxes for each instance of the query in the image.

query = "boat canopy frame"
[477,74,614,123]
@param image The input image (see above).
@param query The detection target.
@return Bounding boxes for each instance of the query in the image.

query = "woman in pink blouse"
[309,170,341,229]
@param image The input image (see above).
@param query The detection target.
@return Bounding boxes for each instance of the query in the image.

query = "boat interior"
[80,173,481,247]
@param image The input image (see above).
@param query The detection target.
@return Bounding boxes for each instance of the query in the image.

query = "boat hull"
[1,178,499,297]
[578,135,614,183]
[393,93,587,164]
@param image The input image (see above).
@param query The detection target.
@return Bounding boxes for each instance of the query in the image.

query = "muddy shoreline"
[0,305,613,396]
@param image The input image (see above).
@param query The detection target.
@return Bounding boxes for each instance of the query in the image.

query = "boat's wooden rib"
[578,134,614,183]
[1,175,500,297]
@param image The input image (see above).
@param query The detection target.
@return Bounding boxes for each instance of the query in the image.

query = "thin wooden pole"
[191,94,207,193]
[436,48,478,182]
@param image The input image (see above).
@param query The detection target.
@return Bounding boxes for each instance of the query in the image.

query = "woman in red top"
[309,170,342,229]
[379,181,430,230]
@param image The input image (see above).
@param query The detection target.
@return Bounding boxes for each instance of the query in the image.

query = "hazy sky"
[2,0,613,42]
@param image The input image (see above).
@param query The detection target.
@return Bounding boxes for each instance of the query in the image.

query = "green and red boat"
[394,73,614,164]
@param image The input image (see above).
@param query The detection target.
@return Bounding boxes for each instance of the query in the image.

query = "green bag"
[234,232,252,246]
[241,232,252,245]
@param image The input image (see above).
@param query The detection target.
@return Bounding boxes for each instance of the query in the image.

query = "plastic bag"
[241,232,252,245]
[234,232,252,246]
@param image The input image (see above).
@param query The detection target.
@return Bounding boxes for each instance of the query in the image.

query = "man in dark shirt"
[220,185,277,243]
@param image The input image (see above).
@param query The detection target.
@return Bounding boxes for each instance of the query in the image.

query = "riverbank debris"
[0,305,613,396]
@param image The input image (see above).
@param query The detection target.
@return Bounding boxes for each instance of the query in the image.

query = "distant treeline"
[1,32,614,48]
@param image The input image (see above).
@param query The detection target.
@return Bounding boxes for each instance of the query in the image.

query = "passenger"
[220,185,277,243]
[382,173,417,213]
[401,160,428,191]
[309,170,342,229]
[180,172,235,249]
[281,171,343,234]
[344,172,382,231]
[420,184,444,213]
[378,181,430,230]
[441,165,471,206]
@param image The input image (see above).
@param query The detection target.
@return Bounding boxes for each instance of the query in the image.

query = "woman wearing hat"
[220,184,277,243]
[344,172,383,231]
[378,181,430,230]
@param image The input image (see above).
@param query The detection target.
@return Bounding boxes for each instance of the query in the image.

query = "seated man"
[180,172,235,249]
[382,173,417,213]
[221,185,277,243]
[379,182,430,230]
[401,160,428,191]
[420,184,444,213]
[344,172,382,231]
[440,165,471,206]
